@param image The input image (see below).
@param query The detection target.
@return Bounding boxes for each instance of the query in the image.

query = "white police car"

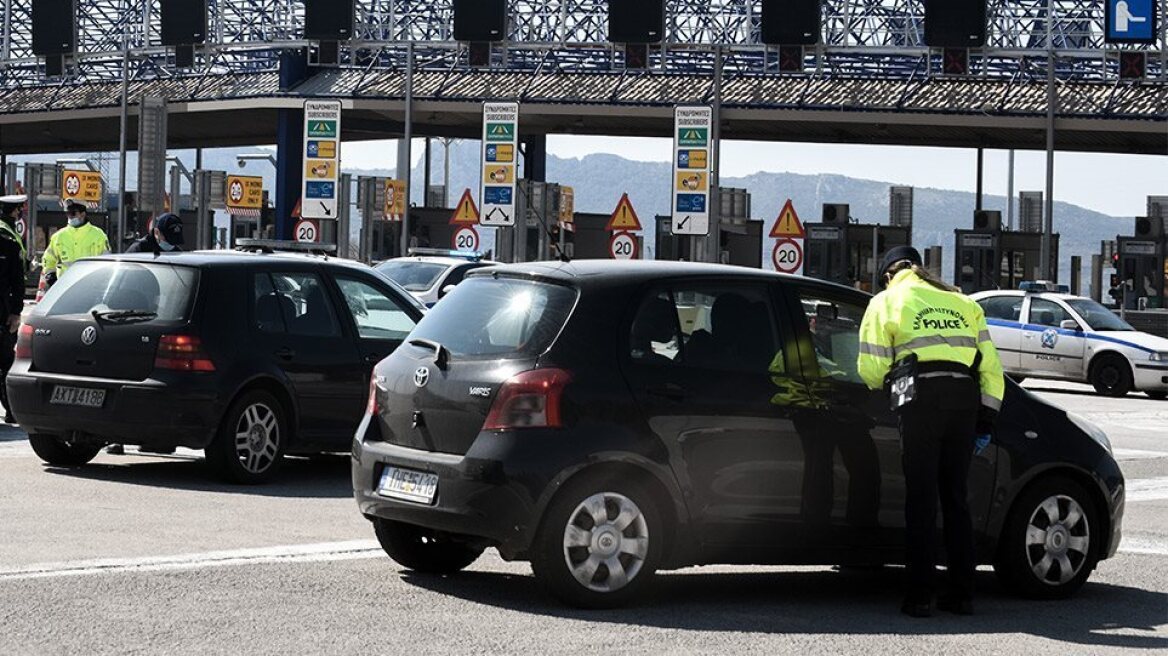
[972,282,1168,399]
[374,249,497,308]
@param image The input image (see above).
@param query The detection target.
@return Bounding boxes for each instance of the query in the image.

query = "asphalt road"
[1,381,1165,655]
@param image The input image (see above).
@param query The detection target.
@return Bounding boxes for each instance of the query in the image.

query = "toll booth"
[953,226,1060,294]
[1116,232,1165,309]
[803,221,911,291]
[568,212,625,260]
[654,216,764,267]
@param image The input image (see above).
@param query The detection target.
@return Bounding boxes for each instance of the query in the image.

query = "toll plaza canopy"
[0,1,1164,154]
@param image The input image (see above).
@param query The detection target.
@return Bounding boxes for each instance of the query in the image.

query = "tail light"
[366,376,379,415]
[155,334,216,372]
[15,323,32,360]
[483,368,571,431]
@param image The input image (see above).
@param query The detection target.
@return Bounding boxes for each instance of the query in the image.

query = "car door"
[783,284,998,552]
[331,272,422,423]
[254,269,363,446]
[620,280,808,556]
[1021,297,1087,378]
[976,294,1024,372]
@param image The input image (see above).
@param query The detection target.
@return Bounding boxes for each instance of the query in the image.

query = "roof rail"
[235,239,337,256]
[406,247,484,261]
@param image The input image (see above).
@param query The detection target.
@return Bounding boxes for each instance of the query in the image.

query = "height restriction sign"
[301,100,342,220]
[671,106,712,236]
[480,102,519,227]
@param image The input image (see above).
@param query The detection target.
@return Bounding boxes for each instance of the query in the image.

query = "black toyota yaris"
[352,260,1124,608]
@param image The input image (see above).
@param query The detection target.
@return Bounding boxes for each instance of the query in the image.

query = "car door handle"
[646,384,687,401]
[274,347,295,361]
[363,353,382,365]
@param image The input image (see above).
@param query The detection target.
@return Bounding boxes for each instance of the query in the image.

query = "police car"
[972,282,1168,399]
[374,249,498,307]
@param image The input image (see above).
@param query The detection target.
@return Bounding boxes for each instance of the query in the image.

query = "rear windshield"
[35,260,199,321]
[408,277,577,358]
[375,261,448,291]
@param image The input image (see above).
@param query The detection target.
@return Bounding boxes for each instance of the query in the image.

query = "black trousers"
[897,376,979,601]
[0,328,14,417]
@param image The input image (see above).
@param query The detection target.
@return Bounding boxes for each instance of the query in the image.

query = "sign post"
[479,102,519,227]
[671,106,713,237]
[301,100,342,220]
[768,199,806,275]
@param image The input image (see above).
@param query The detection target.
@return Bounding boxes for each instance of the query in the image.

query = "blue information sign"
[1106,0,1157,43]
[675,194,707,213]
[484,186,513,205]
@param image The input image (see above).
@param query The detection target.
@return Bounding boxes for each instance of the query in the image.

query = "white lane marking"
[1112,448,1168,461]
[0,540,383,582]
[1120,536,1168,556]
[1126,476,1168,503]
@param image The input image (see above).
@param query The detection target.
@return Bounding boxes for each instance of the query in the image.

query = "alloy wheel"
[1025,494,1090,586]
[233,403,280,474]
[562,492,649,593]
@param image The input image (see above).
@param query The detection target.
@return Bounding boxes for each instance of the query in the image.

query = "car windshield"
[407,277,577,358]
[375,261,448,292]
[1067,299,1134,331]
[34,260,198,321]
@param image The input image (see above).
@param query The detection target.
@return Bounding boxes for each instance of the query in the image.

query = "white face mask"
[158,239,175,252]
[68,217,84,228]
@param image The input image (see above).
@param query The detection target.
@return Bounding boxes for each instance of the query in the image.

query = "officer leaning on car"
[0,195,29,424]
[857,246,1005,618]
[126,212,185,254]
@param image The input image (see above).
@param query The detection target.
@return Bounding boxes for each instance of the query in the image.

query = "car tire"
[994,476,1100,599]
[530,475,664,609]
[1089,354,1132,397]
[373,518,484,574]
[1146,391,1168,401]
[206,390,287,484]
[28,433,102,467]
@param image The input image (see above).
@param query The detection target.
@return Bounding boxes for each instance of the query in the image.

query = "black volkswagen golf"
[353,261,1124,608]
[10,251,424,483]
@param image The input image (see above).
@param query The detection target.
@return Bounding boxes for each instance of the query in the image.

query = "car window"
[36,261,197,321]
[258,272,341,338]
[1028,298,1070,327]
[796,291,867,385]
[978,295,1022,322]
[444,263,488,289]
[1066,298,1134,331]
[375,261,448,292]
[335,277,417,341]
[632,284,780,373]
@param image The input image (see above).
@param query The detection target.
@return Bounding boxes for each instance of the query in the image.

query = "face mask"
[68,217,83,228]
[158,239,175,252]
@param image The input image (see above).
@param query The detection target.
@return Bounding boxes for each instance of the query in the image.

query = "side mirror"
[1059,319,1080,331]
[439,284,457,298]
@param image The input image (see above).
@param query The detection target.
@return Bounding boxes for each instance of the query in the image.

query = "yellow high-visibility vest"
[42,222,110,277]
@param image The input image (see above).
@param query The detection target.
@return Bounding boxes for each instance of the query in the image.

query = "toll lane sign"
[480,102,519,227]
[301,100,342,219]
[1106,0,1157,43]
[671,106,712,236]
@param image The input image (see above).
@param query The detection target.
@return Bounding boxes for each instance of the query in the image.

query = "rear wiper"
[92,309,158,323]
[409,338,449,370]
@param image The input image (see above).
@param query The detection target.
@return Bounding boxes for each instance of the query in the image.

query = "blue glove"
[974,434,992,455]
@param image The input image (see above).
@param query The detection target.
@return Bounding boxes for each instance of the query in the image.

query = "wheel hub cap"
[1025,494,1090,586]
[562,491,650,594]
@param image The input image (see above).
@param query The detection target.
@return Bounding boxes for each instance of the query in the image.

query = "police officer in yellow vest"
[857,246,1004,618]
[41,202,110,287]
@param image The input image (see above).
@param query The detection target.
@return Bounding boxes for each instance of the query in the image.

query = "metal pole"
[975,147,984,212]
[1006,149,1015,231]
[708,45,724,264]
[400,42,414,257]
[423,138,431,207]
[443,138,451,207]
[337,173,351,258]
[117,31,130,252]
[26,165,39,258]
[1040,0,1056,280]
[871,224,879,290]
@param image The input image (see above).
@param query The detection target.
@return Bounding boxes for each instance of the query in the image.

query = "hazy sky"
[341,136,1167,218]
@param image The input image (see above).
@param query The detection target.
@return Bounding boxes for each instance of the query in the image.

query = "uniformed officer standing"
[41,202,110,288]
[857,246,1005,618]
[0,195,29,424]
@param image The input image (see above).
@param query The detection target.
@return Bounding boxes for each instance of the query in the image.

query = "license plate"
[50,386,106,408]
[378,466,438,504]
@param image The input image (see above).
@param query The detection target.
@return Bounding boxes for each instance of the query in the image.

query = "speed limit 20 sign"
[452,226,480,252]
[294,219,319,243]
[609,231,639,260]
[772,238,803,274]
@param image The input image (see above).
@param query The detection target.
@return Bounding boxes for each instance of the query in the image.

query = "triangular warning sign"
[770,199,805,238]
[291,199,302,219]
[605,193,643,231]
[450,189,480,225]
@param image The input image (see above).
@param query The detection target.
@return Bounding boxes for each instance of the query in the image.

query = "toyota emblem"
[413,366,430,388]
[80,326,98,346]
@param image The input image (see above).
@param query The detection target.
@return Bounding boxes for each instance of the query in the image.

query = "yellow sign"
[682,149,708,169]
[675,171,708,193]
[384,179,406,219]
[226,175,264,210]
[305,159,336,180]
[487,143,514,164]
[605,193,643,231]
[60,170,103,203]
[450,189,480,225]
[310,140,337,159]
[770,199,806,238]
[483,165,514,185]
[559,186,575,224]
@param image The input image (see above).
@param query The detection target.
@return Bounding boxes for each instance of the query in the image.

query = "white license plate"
[378,466,438,505]
[50,386,106,408]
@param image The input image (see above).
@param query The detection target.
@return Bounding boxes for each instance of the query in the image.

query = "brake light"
[15,323,32,360]
[366,376,379,415]
[154,334,216,372]
[483,368,571,431]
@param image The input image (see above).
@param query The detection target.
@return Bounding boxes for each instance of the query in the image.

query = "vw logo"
[80,326,98,346]
[413,366,430,388]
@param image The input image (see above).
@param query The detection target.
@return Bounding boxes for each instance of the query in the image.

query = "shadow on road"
[42,453,354,499]
[0,425,28,442]
[403,566,1168,650]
